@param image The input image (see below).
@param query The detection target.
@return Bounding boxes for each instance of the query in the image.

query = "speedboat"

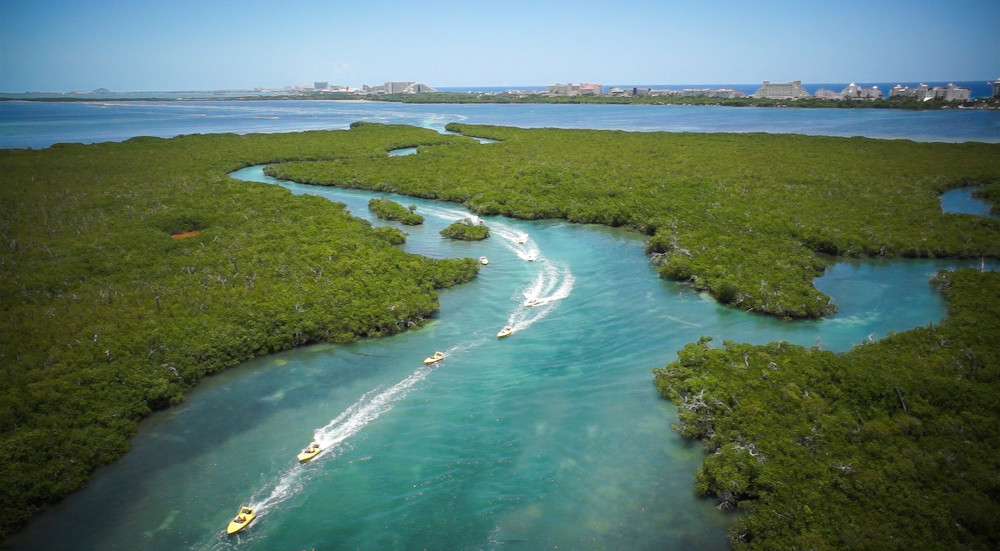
[424,351,445,364]
[297,442,321,462]
[525,253,537,261]
[479,256,489,265]
[497,326,514,338]
[226,506,256,535]
[524,298,540,307]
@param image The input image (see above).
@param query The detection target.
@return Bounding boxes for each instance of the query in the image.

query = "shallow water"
[12,163,995,550]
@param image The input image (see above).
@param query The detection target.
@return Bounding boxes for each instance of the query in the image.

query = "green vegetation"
[440,218,490,240]
[267,123,1000,318]
[653,269,1000,550]
[0,124,477,541]
[2,122,999,546]
[368,196,424,225]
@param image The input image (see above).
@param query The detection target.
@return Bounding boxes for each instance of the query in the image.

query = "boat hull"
[297,445,321,462]
[226,507,255,535]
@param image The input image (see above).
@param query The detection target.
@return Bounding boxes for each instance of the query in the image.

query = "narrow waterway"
[10,166,994,551]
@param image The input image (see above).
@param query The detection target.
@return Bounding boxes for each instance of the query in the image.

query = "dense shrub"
[368,196,424,225]
[653,269,1000,550]
[440,218,491,240]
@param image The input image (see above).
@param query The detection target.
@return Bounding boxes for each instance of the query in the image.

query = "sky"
[1,0,998,92]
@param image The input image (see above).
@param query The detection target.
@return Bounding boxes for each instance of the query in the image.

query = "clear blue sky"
[2,0,998,92]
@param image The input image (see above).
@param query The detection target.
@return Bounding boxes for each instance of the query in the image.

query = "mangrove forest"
[2,122,999,548]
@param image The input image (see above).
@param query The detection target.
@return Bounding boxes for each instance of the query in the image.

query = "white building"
[545,83,604,96]
[383,81,437,94]
[889,83,970,102]
[938,83,971,101]
[993,78,1000,98]
[841,83,882,100]
[813,88,842,100]
[751,80,811,100]
[546,83,577,96]
[384,81,412,94]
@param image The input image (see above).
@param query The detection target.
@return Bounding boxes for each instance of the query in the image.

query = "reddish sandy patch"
[171,230,201,240]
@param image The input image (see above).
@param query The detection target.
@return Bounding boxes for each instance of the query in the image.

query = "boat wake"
[491,225,537,261]
[207,366,434,547]
[204,193,572,547]
[419,204,485,224]
[308,367,432,459]
[504,260,574,333]
[417,206,539,263]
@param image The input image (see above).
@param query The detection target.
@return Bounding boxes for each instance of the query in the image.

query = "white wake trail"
[491,225,536,260]
[419,204,484,224]
[505,259,575,333]
[416,207,538,262]
[242,366,433,517]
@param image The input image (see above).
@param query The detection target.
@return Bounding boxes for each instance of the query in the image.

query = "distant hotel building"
[545,83,604,96]
[363,81,438,94]
[386,81,437,94]
[889,83,970,101]
[841,82,882,99]
[993,78,1000,98]
[751,80,810,100]
[815,83,882,100]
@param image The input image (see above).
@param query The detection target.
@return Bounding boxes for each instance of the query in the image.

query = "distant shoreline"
[2,92,997,111]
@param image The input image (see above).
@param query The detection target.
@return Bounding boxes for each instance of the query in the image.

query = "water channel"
[11,158,995,549]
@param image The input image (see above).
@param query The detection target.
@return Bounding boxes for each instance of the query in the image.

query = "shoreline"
[2,92,998,111]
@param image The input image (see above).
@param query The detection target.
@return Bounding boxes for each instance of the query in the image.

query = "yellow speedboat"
[424,351,445,364]
[524,298,540,307]
[226,506,255,535]
[297,442,321,462]
[479,256,489,265]
[497,326,514,338]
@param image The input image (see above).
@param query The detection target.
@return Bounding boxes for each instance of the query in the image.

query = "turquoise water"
[12,164,995,550]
